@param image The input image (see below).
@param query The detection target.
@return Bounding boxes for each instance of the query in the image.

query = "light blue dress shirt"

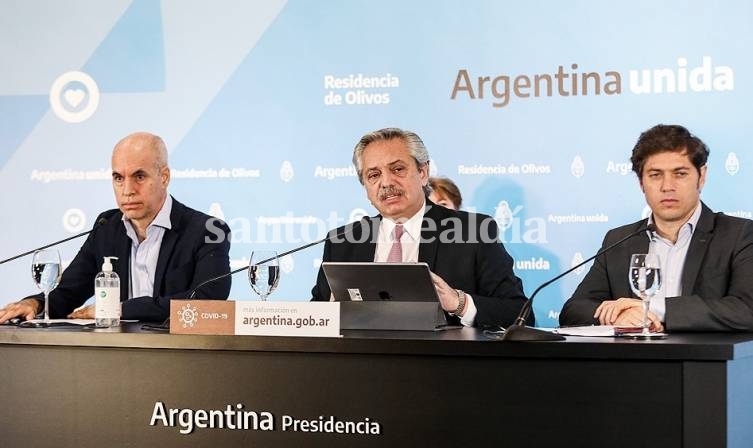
[647,202,702,321]
[122,196,173,299]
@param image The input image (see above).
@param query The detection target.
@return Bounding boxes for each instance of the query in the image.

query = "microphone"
[187,218,367,299]
[0,217,108,265]
[496,223,656,342]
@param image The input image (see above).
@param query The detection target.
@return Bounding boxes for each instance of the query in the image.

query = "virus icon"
[178,304,199,328]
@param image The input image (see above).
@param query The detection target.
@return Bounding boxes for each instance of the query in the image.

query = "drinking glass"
[628,253,662,335]
[248,251,280,301]
[31,249,62,323]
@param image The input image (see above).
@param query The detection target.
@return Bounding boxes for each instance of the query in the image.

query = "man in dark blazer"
[559,125,753,332]
[0,132,230,323]
[311,128,528,328]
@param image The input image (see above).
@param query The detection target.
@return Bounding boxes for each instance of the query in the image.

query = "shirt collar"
[121,195,174,231]
[381,199,426,240]
[686,201,702,231]
[152,195,173,230]
[647,200,702,238]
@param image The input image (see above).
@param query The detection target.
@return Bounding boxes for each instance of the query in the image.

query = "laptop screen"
[322,262,440,302]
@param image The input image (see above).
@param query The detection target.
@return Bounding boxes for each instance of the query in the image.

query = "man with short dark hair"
[0,132,231,323]
[560,124,753,332]
[311,128,529,328]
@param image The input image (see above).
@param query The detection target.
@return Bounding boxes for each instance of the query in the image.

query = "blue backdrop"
[1,0,751,327]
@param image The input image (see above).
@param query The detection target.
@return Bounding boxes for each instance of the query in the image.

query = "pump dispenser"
[95,256,120,327]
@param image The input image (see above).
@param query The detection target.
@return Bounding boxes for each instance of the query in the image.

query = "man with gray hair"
[311,128,529,328]
[0,132,231,323]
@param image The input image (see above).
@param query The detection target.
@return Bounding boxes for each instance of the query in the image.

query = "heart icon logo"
[62,208,86,233]
[67,214,81,226]
[50,71,100,123]
[63,89,86,108]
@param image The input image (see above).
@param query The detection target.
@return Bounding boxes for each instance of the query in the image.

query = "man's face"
[640,149,706,227]
[111,142,169,226]
[361,138,429,221]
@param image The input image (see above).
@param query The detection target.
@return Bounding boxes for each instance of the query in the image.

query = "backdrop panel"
[1,0,751,326]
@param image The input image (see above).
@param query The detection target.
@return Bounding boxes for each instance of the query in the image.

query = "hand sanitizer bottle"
[95,256,121,327]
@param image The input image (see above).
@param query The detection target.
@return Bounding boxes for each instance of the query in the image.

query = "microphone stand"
[498,224,653,342]
[185,241,321,299]
[0,218,107,265]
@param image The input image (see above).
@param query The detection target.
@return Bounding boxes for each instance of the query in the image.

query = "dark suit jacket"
[38,197,231,322]
[559,203,753,331]
[311,201,530,327]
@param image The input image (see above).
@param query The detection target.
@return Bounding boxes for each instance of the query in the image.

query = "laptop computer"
[322,262,439,302]
[322,262,446,331]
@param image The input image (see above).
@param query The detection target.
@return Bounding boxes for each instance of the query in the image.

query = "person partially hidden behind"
[559,124,753,332]
[0,132,231,324]
[311,127,529,328]
[428,176,462,210]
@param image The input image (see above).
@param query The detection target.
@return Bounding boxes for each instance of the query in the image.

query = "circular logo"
[494,200,514,231]
[571,252,585,275]
[571,155,585,178]
[280,161,295,183]
[725,152,740,176]
[62,208,87,233]
[49,71,100,123]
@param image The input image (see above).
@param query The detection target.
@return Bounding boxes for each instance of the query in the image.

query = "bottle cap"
[102,256,118,272]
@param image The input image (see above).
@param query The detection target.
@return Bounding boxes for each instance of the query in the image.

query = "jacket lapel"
[418,202,441,270]
[152,198,182,298]
[681,204,713,295]
[114,223,131,301]
[628,220,652,256]
[352,216,379,262]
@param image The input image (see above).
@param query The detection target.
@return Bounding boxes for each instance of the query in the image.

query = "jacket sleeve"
[558,233,613,327]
